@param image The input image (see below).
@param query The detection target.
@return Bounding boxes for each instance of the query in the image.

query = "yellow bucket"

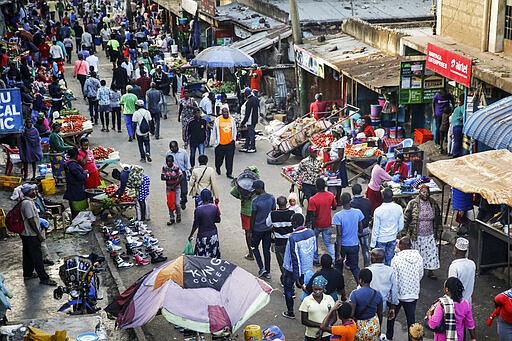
[244,325,262,341]
[41,178,56,195]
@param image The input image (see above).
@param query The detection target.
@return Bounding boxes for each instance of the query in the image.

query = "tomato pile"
[63,115,87,123]
[345,144,384,157]
[310,133,335,148]
[92,146,115,160]
[61,122,83,133]
[104,184,135,203]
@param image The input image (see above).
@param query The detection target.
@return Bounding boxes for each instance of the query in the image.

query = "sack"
[424,301,446,333]
[183,241,194,255]
[167,191,176,211]
[139,116,150,134]
[6,199,28,234]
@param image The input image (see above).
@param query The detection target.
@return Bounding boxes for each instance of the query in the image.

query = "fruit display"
[209,80,235,94]
[345,144,384,158]
[63,115,86,123]
[105,184,119,196]
[92,146,115,161]
[60,121,83,133]
[59,108,79,116]
[310,133,336,149]
[104,184,135,203]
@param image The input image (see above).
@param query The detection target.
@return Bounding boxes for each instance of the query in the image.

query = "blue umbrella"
[190,46,254,68]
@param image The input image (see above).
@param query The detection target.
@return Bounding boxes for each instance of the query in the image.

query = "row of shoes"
[103,219,167,268]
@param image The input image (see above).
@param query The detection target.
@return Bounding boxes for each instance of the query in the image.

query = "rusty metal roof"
[231,26,292,56]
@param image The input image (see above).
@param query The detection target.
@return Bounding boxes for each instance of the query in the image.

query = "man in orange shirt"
[212,104,237,179]
[250,64,262,91]
[318,301,357,340]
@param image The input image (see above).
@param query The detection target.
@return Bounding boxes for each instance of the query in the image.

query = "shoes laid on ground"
[135,254,151,266]
[114,255,133,268]
[106,241,122,252]
[44,259,55,266]
[257,269,267,278]
[24,273,39,280]
[143,235,159,245]
[40,278,58,286]
[146,153,152,162]
[247,149,256,153]
[150,252,167,263]
[282,311,295,319]
[147,245,164,253]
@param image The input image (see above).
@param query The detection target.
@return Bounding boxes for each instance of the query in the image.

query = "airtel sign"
[426,43,472,87]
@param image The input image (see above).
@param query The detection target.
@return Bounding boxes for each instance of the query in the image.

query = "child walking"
[161,155,182,225]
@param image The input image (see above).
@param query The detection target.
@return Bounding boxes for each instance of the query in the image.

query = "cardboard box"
[274,114,286,122]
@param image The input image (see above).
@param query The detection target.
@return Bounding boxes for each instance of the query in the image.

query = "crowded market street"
[1,1,512,341]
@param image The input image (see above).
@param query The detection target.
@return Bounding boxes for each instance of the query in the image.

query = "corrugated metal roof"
[296,34,379,72]
[154,0,181,15]
[231,26,292,55]
[269,0,433,22]
[205,2,284,31]
[463,96,512,151]
[297,34,401,92]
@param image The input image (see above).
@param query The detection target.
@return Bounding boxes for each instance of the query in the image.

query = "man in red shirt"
[385,153,409,179]
[307,178,337,264]
[250,64,262,91]
[0,48,8,67]
[310,93,327,119]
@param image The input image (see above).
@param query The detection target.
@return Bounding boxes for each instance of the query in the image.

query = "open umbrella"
[105,255,272,335]
[190,45,254,68]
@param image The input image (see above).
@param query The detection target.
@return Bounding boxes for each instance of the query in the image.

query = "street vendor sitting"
[385,153,409,179]
[49,122,73,152]
[359,115,376,137]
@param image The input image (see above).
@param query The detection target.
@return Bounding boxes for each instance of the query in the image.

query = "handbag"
[424,300,446,333]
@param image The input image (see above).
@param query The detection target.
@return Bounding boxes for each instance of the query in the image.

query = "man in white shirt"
[367,248,398,313]
[49,40,65,62]
[132,100,153,163]
[86,50,99,76]
[81,31,93,51]
[371,188,404,266]
[448,237,476,303]
[121,59,134,80]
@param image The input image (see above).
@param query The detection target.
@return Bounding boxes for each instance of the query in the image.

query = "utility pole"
[289,0,308,115]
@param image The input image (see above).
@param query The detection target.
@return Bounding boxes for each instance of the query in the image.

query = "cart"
[60,128,93,147]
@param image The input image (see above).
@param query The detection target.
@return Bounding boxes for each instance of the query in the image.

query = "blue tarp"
[463,96,512,151]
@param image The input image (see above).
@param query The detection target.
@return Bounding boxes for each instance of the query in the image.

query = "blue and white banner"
[0,88,24,135]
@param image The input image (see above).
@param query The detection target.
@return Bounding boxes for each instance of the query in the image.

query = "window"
[506,5,512,40]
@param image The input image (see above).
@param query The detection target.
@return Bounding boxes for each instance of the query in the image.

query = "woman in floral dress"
[404,185,442,279]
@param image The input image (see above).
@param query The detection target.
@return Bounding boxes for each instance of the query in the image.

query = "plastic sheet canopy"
[426,150,512,206]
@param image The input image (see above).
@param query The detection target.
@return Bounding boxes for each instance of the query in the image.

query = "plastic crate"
[0,175,22,191]
[0,208,5,228]
[414,128,433,144]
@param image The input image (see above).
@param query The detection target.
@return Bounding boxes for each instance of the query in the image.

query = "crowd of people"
[1,0,511,340]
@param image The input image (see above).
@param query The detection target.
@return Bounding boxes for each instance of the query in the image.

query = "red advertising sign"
[425,43,472,87]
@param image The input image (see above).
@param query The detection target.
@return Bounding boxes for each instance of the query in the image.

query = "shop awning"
[426,150,512,206]
[463,96,512,152]
[154,0,182,16]
[231,26,292,56]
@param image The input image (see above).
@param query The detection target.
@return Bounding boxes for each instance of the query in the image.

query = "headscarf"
[378,155,388,167]
[200,188,213,203]
[312,275,328,288]
[288,192,298,202]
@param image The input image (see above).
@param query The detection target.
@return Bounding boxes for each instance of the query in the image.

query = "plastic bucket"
[41,178,56,195]
[389,127,397,138]
[370,118,380,127]
[244,325,262,341]
[77,332,99,341]
[452,188,473,211]
[370,104,381,117]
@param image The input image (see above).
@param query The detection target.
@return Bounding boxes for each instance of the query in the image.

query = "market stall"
[92,146,120,184]
[87,184,136,219]
[58,112,94,147]
[427,150,512,281]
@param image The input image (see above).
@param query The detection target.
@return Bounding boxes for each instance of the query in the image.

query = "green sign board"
[399,61,445,104]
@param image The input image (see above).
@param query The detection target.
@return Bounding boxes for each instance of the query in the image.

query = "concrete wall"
[341,19,405,56]
[237,0,289,23]
[439,0,485,49]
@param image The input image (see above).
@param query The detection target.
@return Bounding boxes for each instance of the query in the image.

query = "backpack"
[139,116,150,134]
[6,199,28,234]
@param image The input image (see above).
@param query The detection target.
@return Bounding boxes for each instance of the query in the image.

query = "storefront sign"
[215,29,232,46]
[426,43,472,87]
[399,61,445,104]
[294,45,325,79]
[0,88,23,135]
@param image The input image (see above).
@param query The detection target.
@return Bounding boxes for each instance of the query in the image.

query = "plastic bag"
[167,191,176,211]
[183,241,194,255]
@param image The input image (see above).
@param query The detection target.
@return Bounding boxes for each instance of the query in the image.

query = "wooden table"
[346,155,379,183]
[60,129,93,147]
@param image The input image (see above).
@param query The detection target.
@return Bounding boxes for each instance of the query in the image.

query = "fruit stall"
[87,184,136,219]
[58,113,93,147]
[344,143,385,183]
[93,146,121,184]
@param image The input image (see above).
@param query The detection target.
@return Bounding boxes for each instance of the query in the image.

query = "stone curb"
[92,229,148,341]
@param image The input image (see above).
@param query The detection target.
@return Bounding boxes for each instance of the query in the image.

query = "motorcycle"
[53,253,105,315]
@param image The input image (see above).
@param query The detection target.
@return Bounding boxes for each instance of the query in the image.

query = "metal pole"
[289,0,308,115]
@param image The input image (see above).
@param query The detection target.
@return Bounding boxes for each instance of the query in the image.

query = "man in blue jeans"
[250,180,276,280]
[185,108,207,167]
[332,192,364,283]
[282,213,316,319]
[370,188,404,265]
[350,183,373,267]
